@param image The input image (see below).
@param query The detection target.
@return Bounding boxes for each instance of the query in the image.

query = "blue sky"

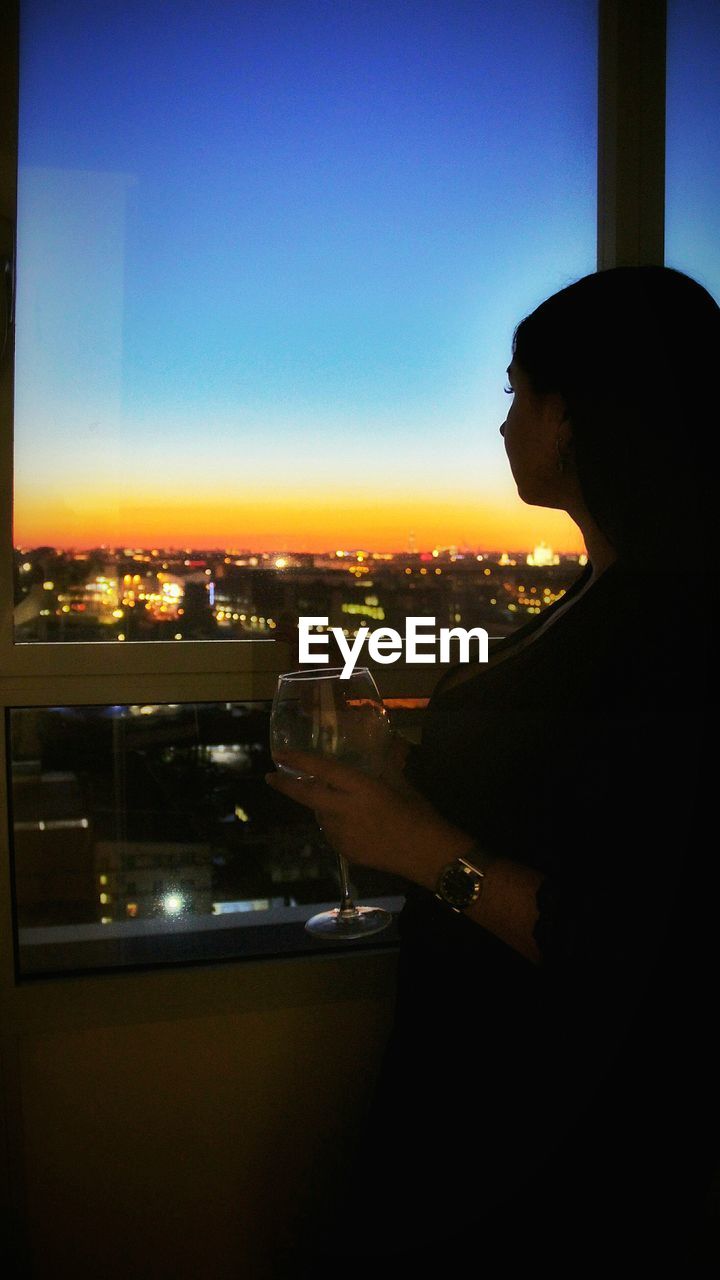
[14,0,599,548]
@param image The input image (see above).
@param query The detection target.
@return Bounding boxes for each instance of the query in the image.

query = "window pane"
[9,699,428,976]
[666,0,720,300]
[14,0,596,643]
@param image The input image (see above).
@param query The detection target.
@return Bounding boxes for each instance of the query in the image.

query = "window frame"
[0,0,669,979]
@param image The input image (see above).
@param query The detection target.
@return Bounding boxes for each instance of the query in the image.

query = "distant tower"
[407,530,417,555]
[527,541,559,567]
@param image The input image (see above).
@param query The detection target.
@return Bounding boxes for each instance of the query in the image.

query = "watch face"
[440,863,480,908]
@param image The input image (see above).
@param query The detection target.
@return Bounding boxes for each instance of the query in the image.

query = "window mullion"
[4,638,289,680]
[598,0,666,269]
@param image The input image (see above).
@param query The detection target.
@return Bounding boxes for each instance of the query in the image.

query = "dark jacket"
[353,562,717,1269]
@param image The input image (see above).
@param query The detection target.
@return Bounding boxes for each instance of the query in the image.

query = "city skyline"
[13,537,583,645]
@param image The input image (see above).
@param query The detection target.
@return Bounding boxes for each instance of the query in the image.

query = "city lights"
[14,542,586,645]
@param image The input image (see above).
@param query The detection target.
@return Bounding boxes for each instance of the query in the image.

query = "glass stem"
[336,853,358,916]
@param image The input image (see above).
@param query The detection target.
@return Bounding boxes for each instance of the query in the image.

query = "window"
[3,0,605,973]
[9,699,415,975]
[13,0,596,648]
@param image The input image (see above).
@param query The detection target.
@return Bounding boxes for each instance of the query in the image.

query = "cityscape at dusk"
[9,0,718,958]
[13,538,585,644]
[11,533,585,974]
[11,0,596,963]
[12,528,586,962]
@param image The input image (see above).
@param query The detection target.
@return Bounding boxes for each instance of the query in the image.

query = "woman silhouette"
[268,266,718,1270]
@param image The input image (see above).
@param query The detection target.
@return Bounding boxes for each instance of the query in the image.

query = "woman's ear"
[541,389,569,426]
[556,414,573,447]
[555,413,574,472]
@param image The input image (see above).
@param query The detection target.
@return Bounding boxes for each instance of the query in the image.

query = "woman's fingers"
[272,751,366,793]
[380,732,411,784]
[265,769,351,814]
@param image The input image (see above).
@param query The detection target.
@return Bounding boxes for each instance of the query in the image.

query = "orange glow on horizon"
[14,493,585,555]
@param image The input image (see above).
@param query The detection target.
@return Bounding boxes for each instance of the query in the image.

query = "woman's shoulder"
[586,562,708,686]
[427,566,593,700]
[424,558,702,725]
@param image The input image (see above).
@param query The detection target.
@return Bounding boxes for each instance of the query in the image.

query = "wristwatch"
[434,845,496,913]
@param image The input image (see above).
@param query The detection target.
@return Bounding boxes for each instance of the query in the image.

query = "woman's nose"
[499,422,506,437]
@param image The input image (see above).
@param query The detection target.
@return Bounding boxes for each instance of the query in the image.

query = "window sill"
[16,896,404,979]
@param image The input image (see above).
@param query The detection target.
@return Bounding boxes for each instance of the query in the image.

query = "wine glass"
[270,666,393,939]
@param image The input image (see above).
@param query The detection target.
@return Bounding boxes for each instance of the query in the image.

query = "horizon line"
[13,541,584,557]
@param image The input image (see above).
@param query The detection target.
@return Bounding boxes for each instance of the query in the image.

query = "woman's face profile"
[500,360,570,510]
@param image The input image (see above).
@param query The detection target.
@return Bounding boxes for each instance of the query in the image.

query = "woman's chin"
[516,483,564,510]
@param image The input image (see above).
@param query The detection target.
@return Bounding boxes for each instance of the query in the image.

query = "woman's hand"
[267,750,544,962]
[265,750,473,890]
[376,731,420,799]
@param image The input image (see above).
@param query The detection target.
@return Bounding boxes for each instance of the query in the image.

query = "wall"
[1,951,397,1278]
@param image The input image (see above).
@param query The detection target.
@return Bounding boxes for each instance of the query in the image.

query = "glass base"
[305,904,392,940]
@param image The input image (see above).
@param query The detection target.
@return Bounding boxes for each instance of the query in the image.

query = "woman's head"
[504,266,719,567]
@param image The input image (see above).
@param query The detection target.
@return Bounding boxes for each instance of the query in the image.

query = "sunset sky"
[12,0,718,555]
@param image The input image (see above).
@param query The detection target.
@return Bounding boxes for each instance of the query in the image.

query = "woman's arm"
[463,857,543,964]
[266,750,543,964]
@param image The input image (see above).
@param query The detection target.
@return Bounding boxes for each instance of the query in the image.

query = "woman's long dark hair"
[512,266,718,570]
